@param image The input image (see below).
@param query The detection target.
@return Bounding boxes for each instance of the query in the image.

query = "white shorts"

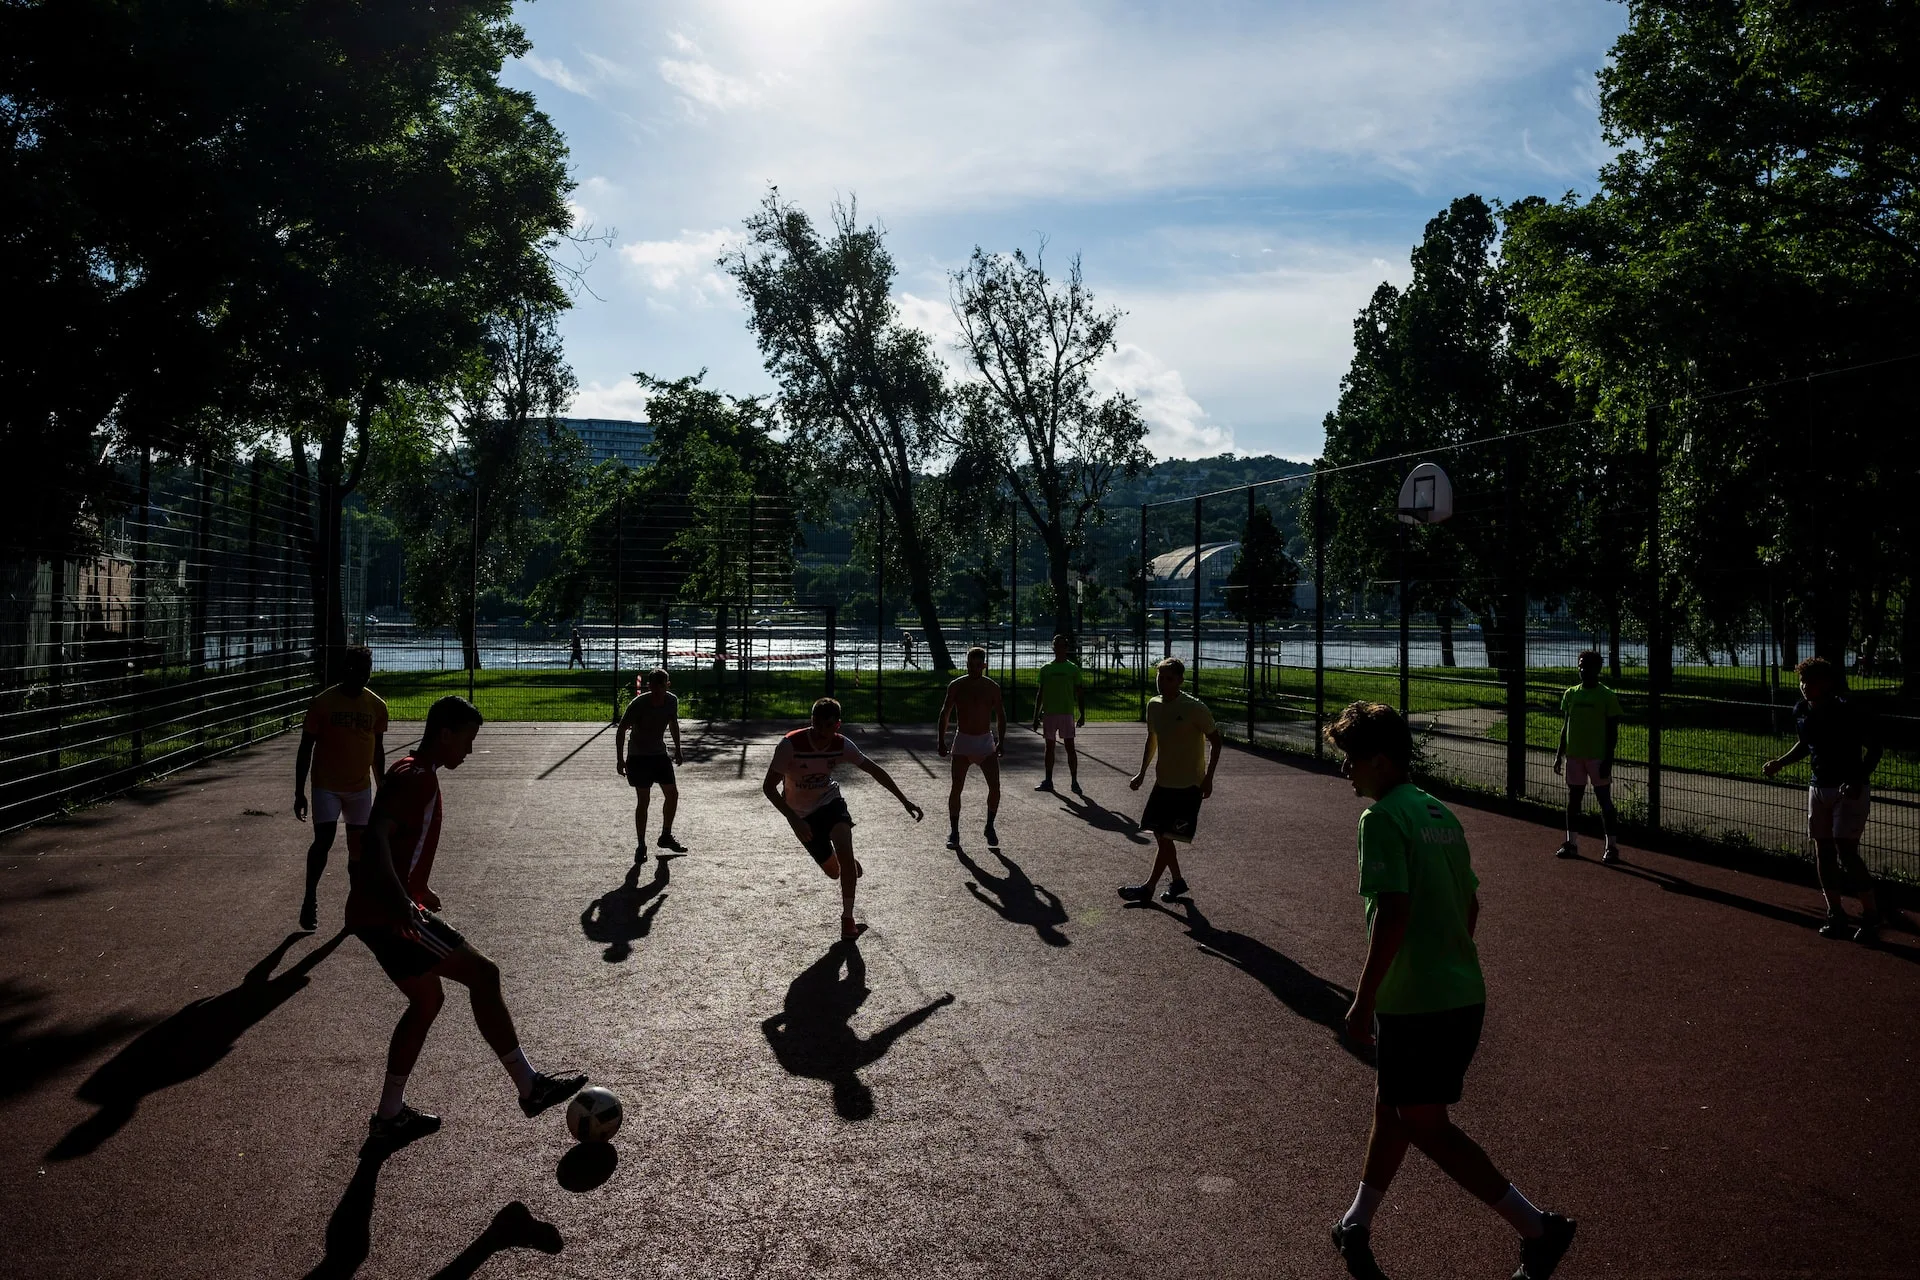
[312,785,374,826]
[1042,713,1077,744]
[1565,757,1610,787]
[1808,786,1870,841]
[951,731,997,763]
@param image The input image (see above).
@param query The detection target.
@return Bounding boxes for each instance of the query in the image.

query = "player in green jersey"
[1325,701,1576,1280]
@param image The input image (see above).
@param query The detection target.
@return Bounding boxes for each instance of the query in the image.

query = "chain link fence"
[1139,430,1919,883]
[1,460,316,831]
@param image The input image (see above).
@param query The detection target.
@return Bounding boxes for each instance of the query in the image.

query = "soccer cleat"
[519,1071,588,1119]
[1070,778,1084,795]
[367,1103,441,1147]
[298,896,318,932]
[1117,883,1154,902]
[1330,1221,1390,1280]
[1553,840,1578,859]
[1600,843,1620,866]
[656,832,686,853]
[632,843,647,863]
[1035,777,1055,792]
[1817,916,1854,939]
[1513,1213,1576,1280]
[1161,877,1190,902]
[983,821,1000,846]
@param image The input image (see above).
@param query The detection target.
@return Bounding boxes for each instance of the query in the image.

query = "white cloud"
[570,377,651,421]
[521,52,595,98]
[658,56,760,113]
[1094,345,1232,460]
[616,227,740,303]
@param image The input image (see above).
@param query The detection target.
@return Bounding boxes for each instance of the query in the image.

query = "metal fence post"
[742,493,756,721]
[825,603,837,696]
[1138,503,1148,720]
[1398,523,1411,717]
[1646,412,1663,829]
[1314,470,1326,761]
[1503,438,1527,800]
[467,478,478,704]
[1191,495,1202,691]
[1246,484,1256,743]
[611,493,623,724]
[1009,498,1018,709]
[875,500,885,725]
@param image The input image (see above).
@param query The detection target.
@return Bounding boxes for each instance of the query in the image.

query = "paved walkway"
[3,723,1917,1278]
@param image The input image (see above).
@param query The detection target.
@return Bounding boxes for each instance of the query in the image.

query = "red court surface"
[3,722,1916,1279]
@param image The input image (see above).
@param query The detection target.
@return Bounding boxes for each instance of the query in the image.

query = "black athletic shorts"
[627,754,675,788]
[1375,1002,1485,1106]
[796,796,854,866]
[354,910,468,984]
[1140,784,1203,843]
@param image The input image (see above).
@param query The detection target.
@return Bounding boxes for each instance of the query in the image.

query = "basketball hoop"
[1396,462,1454,525]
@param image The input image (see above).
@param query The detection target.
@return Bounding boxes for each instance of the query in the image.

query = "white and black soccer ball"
[565,1086,623,1144]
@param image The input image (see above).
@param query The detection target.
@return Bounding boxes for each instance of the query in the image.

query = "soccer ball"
[565,1086,623,1144]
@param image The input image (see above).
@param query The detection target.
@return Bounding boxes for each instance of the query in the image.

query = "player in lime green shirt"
[1552,650,1626,864]
[1030,634,1087,794]
[1325,701,1575,1280]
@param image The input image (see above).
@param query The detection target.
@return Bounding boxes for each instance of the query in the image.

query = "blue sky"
[505,0,1626,461]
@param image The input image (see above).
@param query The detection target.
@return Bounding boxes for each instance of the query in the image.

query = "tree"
[1225,505,1299,692]
[0,0,576,676]
[949,245,1151,643]
[1504,2,1920,687]
[723,191,957,671]
[372,304,582,669]
[1319,196,1573,677]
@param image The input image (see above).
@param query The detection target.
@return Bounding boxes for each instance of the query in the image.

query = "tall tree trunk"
[1899,576,1919,701]
[887,490,954,670]
[1607,604,1622,680]
[1810,570,1852,670]
[1045,522,1075,644]
[1437,609,1457,667]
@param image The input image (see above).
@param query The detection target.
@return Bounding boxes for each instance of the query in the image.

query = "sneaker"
[1553,840,1578,859]
[1117,883,1154,902]
[1600,843,1620,866]
[519,1071,588,1119]
[1818,916,1854,939]
[656,832,686,853]
[1070,778,1084,795]
[1514,1213,1576,1280]
[367,1102,441,1147]
[983,821,1000,846]
[1330,1221,1390,1280]
[1160,877,1189,902]
[946,829,962,849]
[1035,778,1055,792]
[298,896,318,932]
[632,843,647,863]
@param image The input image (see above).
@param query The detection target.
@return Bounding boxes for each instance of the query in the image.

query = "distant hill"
[1105,454,1314,510]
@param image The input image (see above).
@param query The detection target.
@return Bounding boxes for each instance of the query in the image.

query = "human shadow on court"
[49,928,346,1160]
[1055,792,1151,845]
[579,855,677,962]
[1,977,154,1102]
[1607,860,1920,964]
[761,941,954,1120]
[1134,899,1370,1065]
[955,848,1070,947]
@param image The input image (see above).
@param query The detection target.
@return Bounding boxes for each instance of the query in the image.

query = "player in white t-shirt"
[763,697,925,940]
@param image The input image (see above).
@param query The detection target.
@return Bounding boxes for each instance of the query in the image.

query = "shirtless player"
[937,646,1007,848]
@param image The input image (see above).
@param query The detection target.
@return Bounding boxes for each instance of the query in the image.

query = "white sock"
[377,1071,409,1120]
[1343,1182,1384,1229]
[501,1046,537,1099]
[1494,1184,1545,1239]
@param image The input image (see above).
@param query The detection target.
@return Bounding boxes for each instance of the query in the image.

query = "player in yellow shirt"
[293,646,388,931]
[1120,657,1222,903]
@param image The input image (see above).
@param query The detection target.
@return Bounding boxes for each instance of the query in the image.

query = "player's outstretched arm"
[670,708,683,765]
[1076,679,1087,727]
[856,756,924,821]
[1762,737,1810,777]
[995,689,1007,755]
[371,733,387,792]
[1202,727,1224,798]
[1553,718,1568,774]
